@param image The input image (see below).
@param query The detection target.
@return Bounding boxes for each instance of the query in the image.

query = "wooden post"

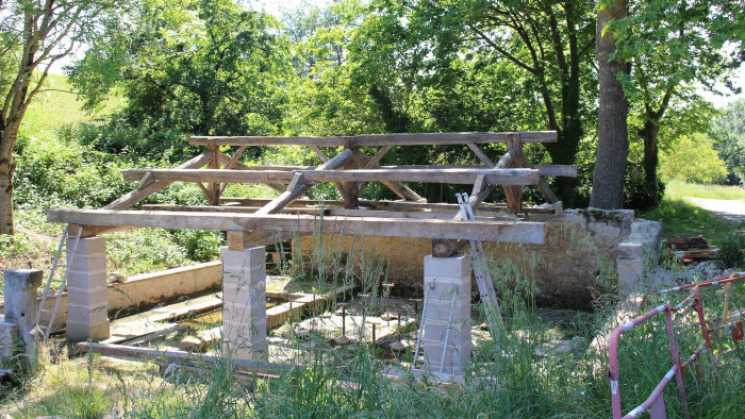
[504,134,524,214]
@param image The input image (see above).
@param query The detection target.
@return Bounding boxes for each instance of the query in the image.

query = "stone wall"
[297,209,662,308]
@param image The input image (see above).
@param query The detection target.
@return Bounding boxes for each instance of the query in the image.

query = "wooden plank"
[354,152,422,201]
[291,168,539,185]
[215,152,287,193]
[141,204,326,215]
[521,155,561,204]
[467,142,495,167]
[48,208,547,243]
[122,168,296,184]
[504,135,524,214]
[256,148,354,215]
[189,131,558,147]
[106,152,212,210]
[76,342,287,375]
[365,145,392,168]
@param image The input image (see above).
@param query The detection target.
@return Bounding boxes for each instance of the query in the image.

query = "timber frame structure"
[48,131,576,247]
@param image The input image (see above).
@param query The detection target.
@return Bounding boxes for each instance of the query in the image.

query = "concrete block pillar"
[221,246,267,361]
[421,255,471,374]
[66,237,110,340]
[3,269,43,356]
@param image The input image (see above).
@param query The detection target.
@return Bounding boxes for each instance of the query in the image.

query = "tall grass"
[666,180,745,202]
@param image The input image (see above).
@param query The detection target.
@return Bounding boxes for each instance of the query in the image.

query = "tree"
[660,133,727,183]
[590,0,628,209]
[70,0,287,153]
[0,0,123,235]
[612,0,745,199]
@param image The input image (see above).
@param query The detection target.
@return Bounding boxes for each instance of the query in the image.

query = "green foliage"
[711,99,745,185]
[640,197,733,244]
[660,133,728,183]
[717,232,745,269]
[624,164,665,211]
[69,0,289,156]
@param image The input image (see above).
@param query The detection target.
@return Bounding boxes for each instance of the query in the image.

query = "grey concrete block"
[0,321,20,358]
[66,319,110,341]
[66,286,108,307]
[424,254,470,279]
[67,303,109,324]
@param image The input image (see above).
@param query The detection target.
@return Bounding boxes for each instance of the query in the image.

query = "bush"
[717,232,745,269]
[624,164,665,212]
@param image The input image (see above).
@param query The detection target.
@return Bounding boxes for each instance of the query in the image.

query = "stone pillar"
[221,246,267,361]
[421,254,471,375]
[3,269,43,356]
[66,237,110,340]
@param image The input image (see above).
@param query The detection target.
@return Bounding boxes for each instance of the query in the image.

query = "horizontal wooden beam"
[216,163,575,177]
[189,131,557,147]
[48,208,546,243]
[122,168,540,186]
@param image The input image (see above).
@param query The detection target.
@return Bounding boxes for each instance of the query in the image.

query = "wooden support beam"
[189,131,558,147]
[365,145,392,168]
[122,167,540,186]
[48,208,547,243]
[354,152,423,201]
[76,342,287,376]
[521,155,561,204]
[467,142,495,167]
[215,152,287,193]
[141,204,326,215]
[504,134,524,214]
[106,152,213,210]
[256,148,354,215]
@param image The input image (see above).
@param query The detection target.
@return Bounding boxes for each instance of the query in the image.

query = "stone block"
[0,321,20,359]
[222,302,265,325]
[66,286,108,307]
[423,340,470,373]
[424,255,470,280]
[67,253,107,277]
[68,236,106,254]
[67,303,109,324]
[223,319,267,341]
[223,283,265,306]
[3,269,43,325]
[422,322,470,345]
[67,268,107,290]
[66,319,110,341]
[221,246,266,272]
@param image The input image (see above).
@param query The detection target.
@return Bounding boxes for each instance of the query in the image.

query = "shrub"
[717,232,745,269]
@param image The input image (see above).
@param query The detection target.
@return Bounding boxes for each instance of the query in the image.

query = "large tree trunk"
[0,124,19,235]
[590,0,629,209]
[640,120,661,185]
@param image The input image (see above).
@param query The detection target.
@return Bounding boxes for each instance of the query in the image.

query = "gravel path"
[685,197,745,226]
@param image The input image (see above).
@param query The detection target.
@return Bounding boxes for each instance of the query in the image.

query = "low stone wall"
[297,209,662,308]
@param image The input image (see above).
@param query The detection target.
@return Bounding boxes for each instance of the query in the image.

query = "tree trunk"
[640,120,661,185]
[590,0,629,209]
[0,124,19,235]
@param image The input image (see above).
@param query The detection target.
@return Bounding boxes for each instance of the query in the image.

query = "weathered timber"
[106,152,212,210]
[141,204,326,215]
[353,152,423,201]
[504,135,524,214]
[76,342,286,375]
[521,155,560,204]
[122,169,296,183]
[257,148,354,215]
[296,168,540,185]
[48,208,546,243]
[215,152,286,193]
[467,142,495,167]
[189,131,558,147]
[365,145,392,168]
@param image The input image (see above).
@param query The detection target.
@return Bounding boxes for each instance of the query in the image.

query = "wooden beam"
[467,142,495,167]
[122,167,539,186]
[354,152,423,201]
[140,204,326,215]
[256,148,354,215]
[215,152,287,193]
[365,145,392,168]
[521,155,561,204]
[106,152,212,210]
[76,342,287,376]
[189,131,558,147]
[48,208,547,244]
[504,135,524,214]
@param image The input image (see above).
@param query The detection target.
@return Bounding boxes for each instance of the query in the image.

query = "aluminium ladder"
[36,226,82,341]
[412,279,458,373]
[456,192,503,335]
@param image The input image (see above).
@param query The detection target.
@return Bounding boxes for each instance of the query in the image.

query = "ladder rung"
[421,338,448,344]
[423,319,450,325]
[39,308,54,314]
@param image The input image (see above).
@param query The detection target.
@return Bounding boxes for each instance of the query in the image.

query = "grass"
[640,197,737,244]
[666,179,745,202]
[19,73,124,136]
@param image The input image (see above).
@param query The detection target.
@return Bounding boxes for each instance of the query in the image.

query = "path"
[684,197,745,226]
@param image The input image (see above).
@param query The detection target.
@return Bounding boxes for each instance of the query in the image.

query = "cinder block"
[221,246,266,272]
[67,269,107,290]
[67,286,108,307]
[66,319,110,341]
[228,343,268,362]
[422,322,470,345]
[68,253,107,276]
[423,341,470,373]
[67,303,109,324]
[223,302,265,324]
[68,236,106,255]
[222,319,266,343]
[222,283,266,306]
[424,255,470,279]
